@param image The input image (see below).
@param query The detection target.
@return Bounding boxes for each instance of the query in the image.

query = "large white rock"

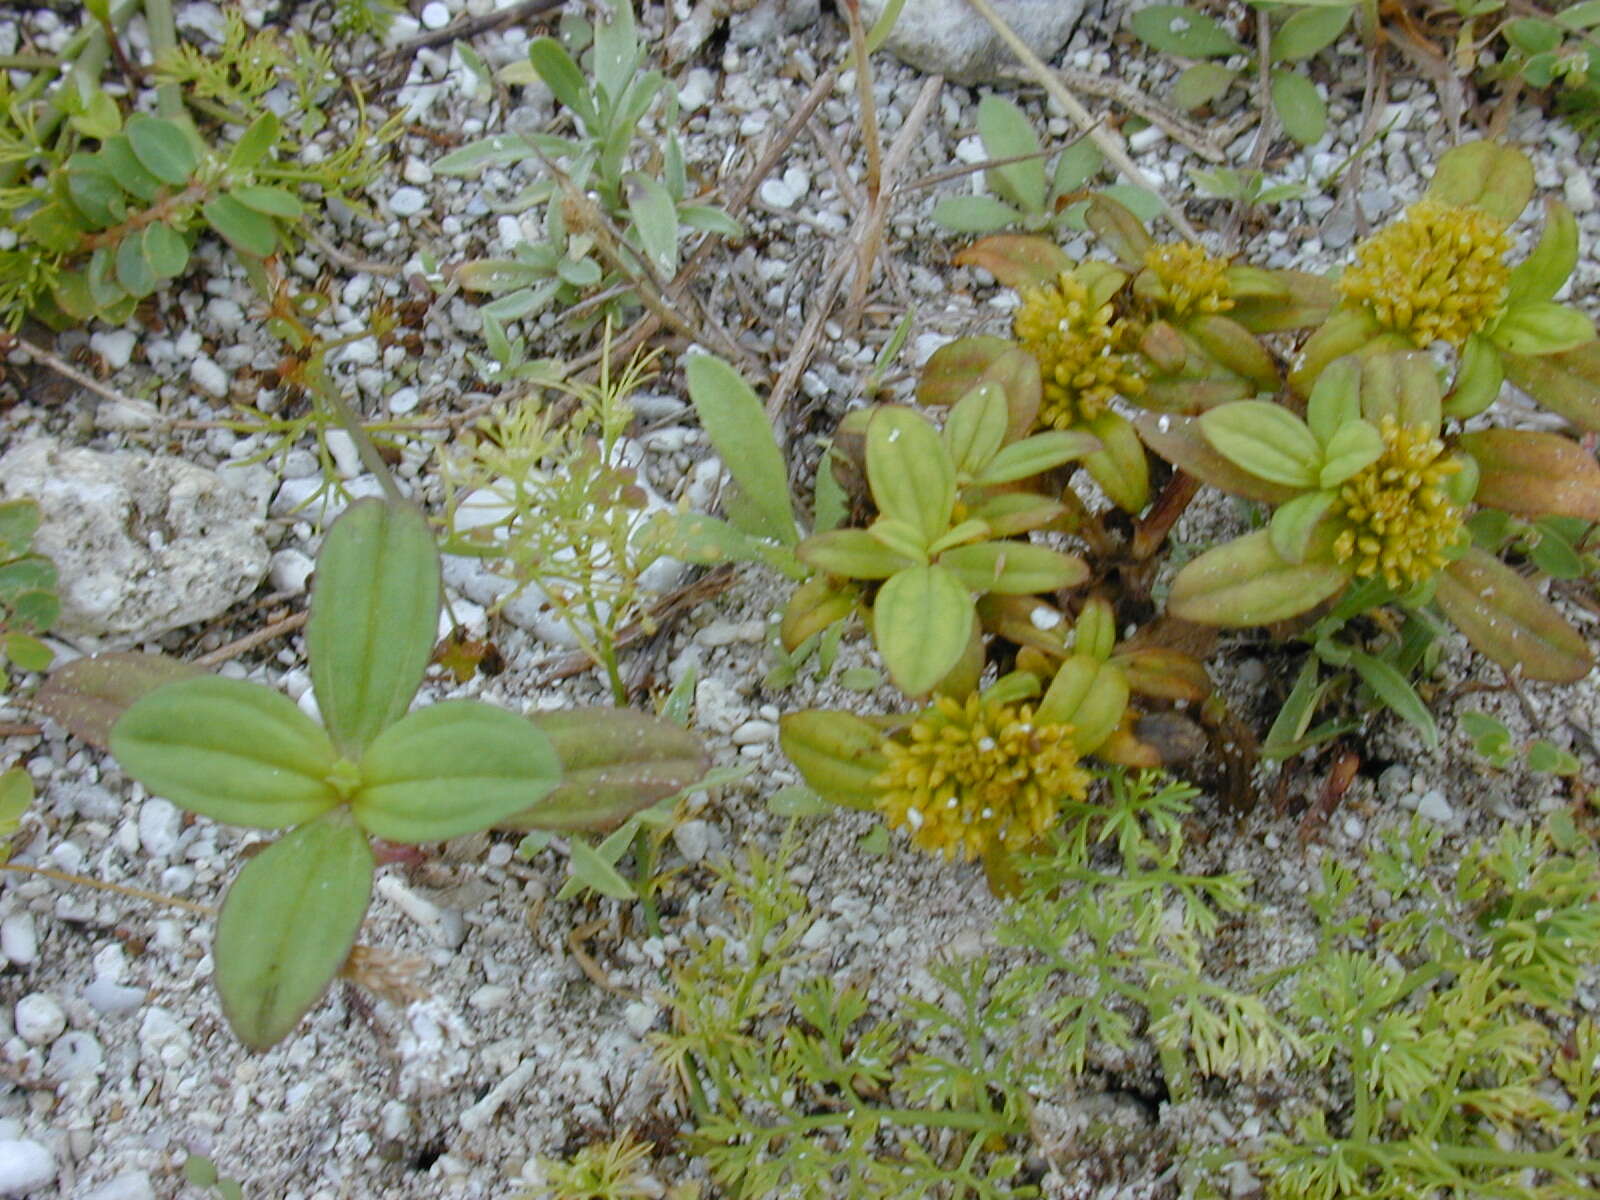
[0,438,269,646]
[857,0,1087,84]
[0,1139,55,1196]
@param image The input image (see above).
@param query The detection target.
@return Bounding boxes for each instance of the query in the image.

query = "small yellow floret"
[1142,242,1235,319]
[1330,415,1463,590]
[1339,200,1512,349]
[1014,272,1145,430]
[875,694,1089,862]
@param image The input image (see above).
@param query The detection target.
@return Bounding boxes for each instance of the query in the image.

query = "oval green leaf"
[1168,529,1348,626]
[684,354,797,546]
[778,710,890,810]
[1434,548,1592,683]
[202,194,279,258]
[125,115,198,185]
[214,810,374,1050]
[938,540,1088,595]
[110,676,339,829]
[308,499,442,757]
[355,700,561,842]
[1199,401,1321,488]
[977,94,1046,213]
[1129,5,1245,57]
[873,565,974,696]
[866,406,955,543]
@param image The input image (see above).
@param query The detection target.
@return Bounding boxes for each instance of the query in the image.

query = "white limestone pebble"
[672,820,711,864]
[46,1031,103,1081]
[1414,789,1454,823]
[268,548,315,595]
[189,356,228,399]
[421,1,451,30]
[84,976,145,1017]
[14,994,66,1046]
[389,186,428,218]
[0,1139,55,1196]
[81,1172,156,1200]
[0,914,37,968]
[137,798,182,859]
[89,329,138,371]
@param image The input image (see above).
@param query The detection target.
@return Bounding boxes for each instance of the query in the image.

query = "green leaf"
[1051,139,1103,193]
[0,500,40,558]
[677,204,743,237]
[779,710,890,810]
[1459,429,1600,522]
[1527,740,1580,775]
[873,565,974,696]
[1169,529,1348,625]
[141,221,190,279]
[1501,344,1600,432]
[942,382,1010,476]
[354,701,560,842]
[504,707,706,832]
[1036,655,1129,754]
[867,406,956,545]
[227,112,281,172]
[1083,410,1151,513]
[932,195,1023,233]
[1426,141,1533,225]
[1129,6,1245,57]
[976,430,1100,484]
[213,809,373,1050]
[1348,650,1438,749]
[96,135,162,203]
[1272,5,1352,61]
[308,500,441,757]
[110,676,340,829]
[1305,356,1363,445]
[434,133,536,175]
[454,260,550,293]
[591,0,639,108]
[1530,524,1585,579]
[1171,62,1238,110]
[625,172,678,275]
[527,38,597,129]
[1435,547,1592,683]
[0,556,55,603]
[231,185,303,220]
[1269,490,1336,563]
[1269,69,1326,146]
[202,195,279,258]
[4,634,53,673]
[115,232,157,298]
[1506,200,1579,306]
[977,95,1046,214]
[1490,301,1596,357]
[125,115,197,185]
[565,836,636,901]
[938,541,1088,595]
[798,528,915,579]
[1318,420,1384,488]
[684,354,798,545]
[1200,402,1322,488]
[1444,333,1505,419]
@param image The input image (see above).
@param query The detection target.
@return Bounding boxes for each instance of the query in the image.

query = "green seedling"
[436,0,740,324]
[1188,165,1312,208]
[182,1153,244,1200]
[1131,3,1353,145]
[1460,710,1581,775]
[0,768,33,864]
[931,94,1160,235]
[795,387,1096,696]
[0,499,59,674]
[107,499,614,1050]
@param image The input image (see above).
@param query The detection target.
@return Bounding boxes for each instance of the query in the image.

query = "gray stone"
[857,0,1086,84]
[81,1173,156,1200]
[0,439,269,646]
[730,0,820,48]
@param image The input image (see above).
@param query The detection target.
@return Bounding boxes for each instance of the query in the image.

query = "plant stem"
[0,860,214,916]
[140,0,187,124]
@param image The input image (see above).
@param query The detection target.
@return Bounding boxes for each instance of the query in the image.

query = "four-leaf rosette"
[794,385,1098,697]
[1142,354,1594,683]
[109,500,566,1050]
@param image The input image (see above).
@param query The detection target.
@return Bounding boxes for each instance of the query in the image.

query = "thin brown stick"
[1047,67,1228,163]
[3,333,140,409]
[0,723,43,738]
[0,860,215,916]
[192,611,309,669]
[963,0,1199,241]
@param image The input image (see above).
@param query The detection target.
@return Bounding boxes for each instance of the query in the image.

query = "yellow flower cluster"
[1330,416,1464,590]
[1339,199,1512,349]
[1014,271,1145,429]
[1142,242,1235,319]
[875,694,1089,862]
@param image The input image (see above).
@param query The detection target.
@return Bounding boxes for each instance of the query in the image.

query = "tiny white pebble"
[420,2,451,30]
[15,993,66,1046]
[389,186,429,218]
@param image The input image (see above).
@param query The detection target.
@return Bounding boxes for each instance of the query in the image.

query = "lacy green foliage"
[331,0,403,39]
[1462,1,1600,144]
[0,499,59,675]
[997,770,1298,1101]
[439,341,676,704]
[436,0,740,325]
[655,840,1040,1198]
[1,9,396,328]
[519,1131,658,1200]
[1259,814,1600,1197]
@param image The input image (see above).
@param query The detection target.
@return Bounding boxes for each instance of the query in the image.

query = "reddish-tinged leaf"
[1460,429,1600,522]
[1168,530,1348,626]
[778,710,890,810]
[1502,344,1600,432]
[36,652,205,750]
[953,235,1073,290]
[1435,548,1592,683]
